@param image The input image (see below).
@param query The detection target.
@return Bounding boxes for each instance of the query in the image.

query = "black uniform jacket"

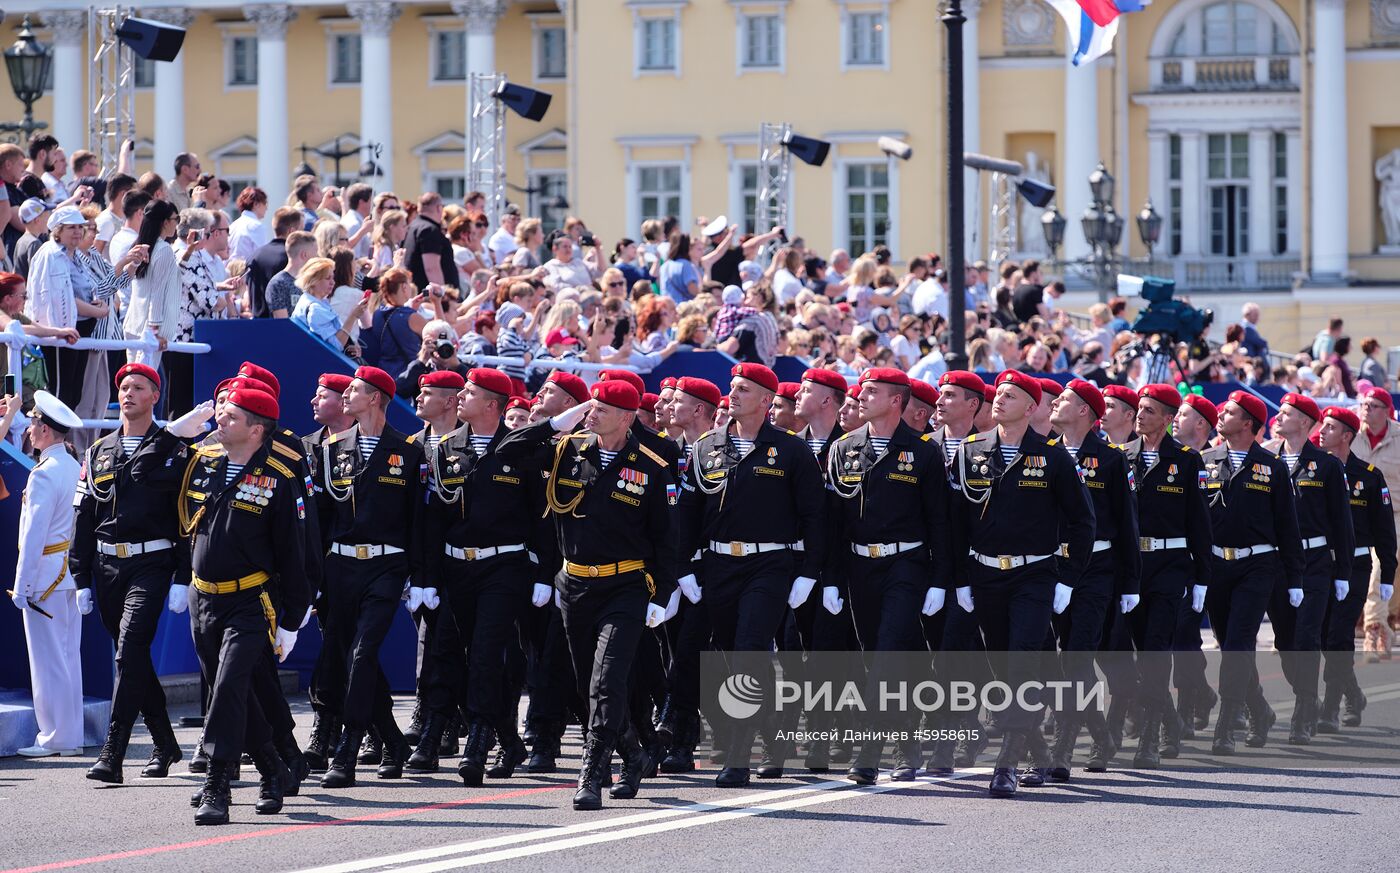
[1263,439,1354,582]
[1063,428,1142,596]
[1345,454,1398,587]
[314,423,426,582]
[1199,441,1303,589]
[1119,432,1211,589]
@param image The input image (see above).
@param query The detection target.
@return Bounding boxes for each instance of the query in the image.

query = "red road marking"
[3,784,572,873]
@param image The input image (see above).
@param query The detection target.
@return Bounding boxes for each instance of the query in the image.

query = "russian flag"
[1047,0,1150,66]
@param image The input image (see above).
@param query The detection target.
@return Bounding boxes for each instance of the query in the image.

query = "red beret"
[227,387,278,421]
[318,373,353,394]
[776,382,801,401]
[420,370,466,391]
[115,362,160,391]
[1228,389,1268,425]
[996,369,1042,404]
[859,367,910,389]
[731,362,778,393]
[1103,385,1139,408]
[802,368,847,393]
[1037,378,1063,402]
[909,379,939,409]
[640,392,661,413]
[675,376,721,408]
[505,396,532,412]
[659,376,678,391]
[600,369,646,396]
[592,380,640,411]
[217,375,274,398]
[1281,391,1321,422]
[546,370,590,405]
[846,385,862,400]
[983,384,995,404]
[237,362,280,399]
[1323,405,1360,432]
[1181,393,1218,429]
[1138,383,1182,410]
[467,367,513,397]
[1363,387,1395,413]
[354,365,395,398]
[938,370,984,398]
[1066,378,1105,419]
[719,396,731,409]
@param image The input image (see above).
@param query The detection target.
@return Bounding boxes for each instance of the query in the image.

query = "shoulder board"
[1369,463,1376,472]
[786,429,797,436]
[1047,436,1060,446]
[699,428,720,442]
[835,431,857,444]
[965,433,979,444]
[328,427,355,445]
[657,429,669,438]
[637,443,666,468]
[1181,445,1196,454]
[265,457,294,478]
[921,433,934,442]
[1108,443,1120,450]
[271,440,301,461]
[405,433,418,444]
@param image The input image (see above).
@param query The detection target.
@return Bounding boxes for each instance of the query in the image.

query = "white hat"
[18,198,49,223]
[702,215,728,237]
[31,389,82,433]
[722,285,744,305]
[46,205,86,232]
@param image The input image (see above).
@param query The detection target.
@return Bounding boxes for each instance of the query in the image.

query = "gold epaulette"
[965,433,979,443]
[921,433,934,442]
[265,457,294,478]
[1047,436,1060,446]
[194,443,226,459]
[1369,463,1376,472]
[637,442,666,468]
[786,429,797,436]
[271,440,301,461]
[406,433,418,444]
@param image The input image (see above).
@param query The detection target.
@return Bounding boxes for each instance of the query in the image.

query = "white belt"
[1140,537,1188,552]
[1355,546,1372,557]
[331,542,404,560]
[1301,535,1328,551]
[97,538,174,558]
[709,540,805,557]
[445,543,527,562]
[1211,544,1275,561]
[970,550,1054,571]
[1057,540,1112,557]
[852,541,923,559]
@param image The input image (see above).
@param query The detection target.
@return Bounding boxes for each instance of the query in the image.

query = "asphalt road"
[2,660,1397,873]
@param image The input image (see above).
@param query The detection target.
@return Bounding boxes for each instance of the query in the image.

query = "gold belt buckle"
[869,544,884,558]
[1140,537,1153,552]
[1058,544,1070,558]
[356,545,369,560]
[587,565,599,578]
[730,542,744,557]
[465,548,477,561]
[998,555,1014,571]
[115,543,130,559]
[1223,547,1237,561]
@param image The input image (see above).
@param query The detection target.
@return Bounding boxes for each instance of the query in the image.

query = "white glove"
[168,400,215,439]
[787,576,817,609]
[1191,585,1207,613]
[166,583,189,614]
[677,573,702,604]
[956,586,974,612]
[274,627,298,663]
[299,605,312,629]
[1053,583,1073,615]
[422,587,440,610]
[549,401,590,432]
[531,583,552,608]
[406,586,425,612]
[1382,583,1394,601]
[822,586,843,615]
[1288,588,1303,608]
[1120,593,1140,614]
[921,587,945,616]
[10,588,27,610]
[663,588,681,622]
[1334,579,1349,601]
[645,602,667,627]
[76,588,94,615]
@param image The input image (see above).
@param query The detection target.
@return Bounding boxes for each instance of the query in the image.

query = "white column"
[147,7,195,182]
[1147,131,1169,248]
[1310,0,1348,278]
[452,0,508,184]
[348,1,401,193]
[1247,128,1273,256]
[963,0,982,257]
[1062,49,1099,260]
[43,11,87,153]
[1285,129,1302,254]
[245,4,296,206]
[1179,131,1202,256]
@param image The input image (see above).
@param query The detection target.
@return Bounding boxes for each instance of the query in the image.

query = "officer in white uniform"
[11,390,86,757]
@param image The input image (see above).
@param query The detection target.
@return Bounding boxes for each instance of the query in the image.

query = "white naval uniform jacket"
[13,444,81,600]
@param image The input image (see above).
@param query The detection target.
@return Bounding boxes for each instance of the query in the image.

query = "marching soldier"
[771,382,804,431]
[1352,388,1399,665]
[947,370,1094,798]
[129,389,310,825]
[1263,393,1353,742]
[902,379,938,433]
[1316,406,1397,730]
[1199,391,1303,755]
[1100,385,1139,446]
[76,364,184,783]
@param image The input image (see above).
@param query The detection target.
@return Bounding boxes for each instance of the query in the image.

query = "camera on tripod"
[1120,274,1213,343]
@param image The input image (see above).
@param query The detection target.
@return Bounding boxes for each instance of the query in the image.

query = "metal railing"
[1154,55,1296,92]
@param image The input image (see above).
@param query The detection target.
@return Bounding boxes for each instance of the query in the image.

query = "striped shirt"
[119,436,142,456]
[731,437,755,456]
[1228,449,1248,470]
[598,449,618,468]
[806,436,827,456]
[225,463,244,487]
[428,434,442,453]
[1142,450,1159,467]
[1282,452,1300,473]
[359,435,379,462]
[869,437,890,457]
[1001,444,1019,465]
[469,434,491,457]
[942,436,963,465]
[1065,444,1080,460]
[496,328,529,381]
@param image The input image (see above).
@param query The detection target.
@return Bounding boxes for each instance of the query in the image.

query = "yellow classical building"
[3,0,1399,349]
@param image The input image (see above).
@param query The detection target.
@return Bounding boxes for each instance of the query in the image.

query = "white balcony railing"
[1154,55,1297,92]
[1124,256,1301,291]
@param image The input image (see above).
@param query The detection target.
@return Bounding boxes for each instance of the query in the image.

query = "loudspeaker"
[1016,178,1056,209]
[493,82,552,122]
[116,17,186,62]
[782,133,830,167]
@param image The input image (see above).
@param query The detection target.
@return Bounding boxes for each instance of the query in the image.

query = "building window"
[227,35,257,86]
[1272,131,1287,254]
[1206,133,1249,256]
[846,10,886,67]
[434,29,466,81]
[536,26,566,79]
[739,163,760,233]
[430,174,466,202]
[134,55,155,89]
[1168,134,1182,257]
[332,33,361,84]
[529,171,568,234]
[741,14,782,69]
[844,161,890,253]
[637,164,682,223]
[638,17,677,72]
[1201,1,1257,55]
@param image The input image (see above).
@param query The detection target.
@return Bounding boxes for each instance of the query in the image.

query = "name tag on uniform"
[557,478,584,488]
[1086,480,1105,489]
[493,474,521,485]
[888,473,918,484]
[1157,485,1184,494]
[377,476,406,486]
[1018,480,1047,489]
[1298,480,1324,488]
[1245,483,1271,493]
[93,473,115,485]
[1351,498,1367,507]
[185,490,207,502]
[610,491,641,507]
[232,499,263,514]
[755,467,785,478]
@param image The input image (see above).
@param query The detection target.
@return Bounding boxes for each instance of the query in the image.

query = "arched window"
[1203,2,1257,55]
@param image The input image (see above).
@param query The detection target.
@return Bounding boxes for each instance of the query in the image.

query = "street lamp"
[1041,161,1160,301]
[2,17,52,140]
[1137,199,1163,262]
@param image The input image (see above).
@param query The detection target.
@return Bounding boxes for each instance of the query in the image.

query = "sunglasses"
[607,281,625,288]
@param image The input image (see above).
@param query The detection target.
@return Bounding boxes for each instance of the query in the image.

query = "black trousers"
[1267,548,1331,700]
[42,319,91,410]
[1130,552,1194,713]
[666,598,712,714]
[317,554,406,734]
[1049,552,1114,701]
[848,553,928,735]
[1205,554,1278,702]
[700,551,793,654]
[95,552,174,731]
[522,599,583,727]
[1322,554,1373,692]
[559,570,648,739]
[971,562,1056,730]
[417,594,466,719]
[1172,588,1209,695]
[192,588,272,762]
[442,552,526,735]
[250,644,296,741]
[935,593,990,728]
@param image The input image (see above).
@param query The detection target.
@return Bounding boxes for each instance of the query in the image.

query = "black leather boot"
[404,699,425,747]
[527,721,563,774]
[1123,701,1143,741]
[377,735,412,779]
[1083,708,1117,772]
[660,712,697,773]
[1106,696,1128,749]
[439,716,461,757]
[716,726,755,787]
[1342,676,1367,727]
[847,735,882,785]
[953,715,989,768]
[274,733,309,796]
[251,743,291,815]
[487,727,529,778]
[1195,683,1219,731]
[191,759,234,807]
[1244,686,1276,748]
[457,723,496,787]
[1132,710,1163,769]
[1211,701,1240,755]
[357,727,383,765]
[87,721,132,784]
[610,728,651,799]
[655,697,679,749]
[990,730,1025,798]
[925,737,955,778]
[756,731,789,779]
[304,716,337,772]
[1018,726,1050,787]
[142,712,183,778]
[1317,685,1342,733]
[407,712,446,773]
[573,733,614,811]
[189,738,209,774]
[1288,695,1314,745]
[194,761,233,825]
[1048,715,1079,782]
[891,737,921,781]
[321,728,364,789]
[1159,706,1184,759]
[634,714,663,778]
[1175,687,1196,740]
